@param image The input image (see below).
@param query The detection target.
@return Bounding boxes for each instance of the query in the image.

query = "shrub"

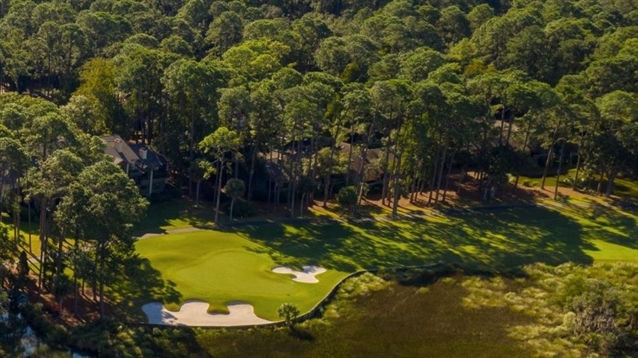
[336,186,357,214]
[522,180,532,187]
[278,303,300,328]
[21,303,69,350]
[223,200,254,218]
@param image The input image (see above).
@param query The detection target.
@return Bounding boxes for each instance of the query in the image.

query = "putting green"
[136,230,349,320]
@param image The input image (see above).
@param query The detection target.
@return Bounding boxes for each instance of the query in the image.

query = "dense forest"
[1,0,638,216]
[1,0,638,354]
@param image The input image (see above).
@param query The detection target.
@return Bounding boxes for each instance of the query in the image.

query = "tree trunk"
[28,197,32,253]
[195,180,201,206]
[391,122,404,217]
[498,106,506,145]
[541,123,562,190]
[514,120,533,189]
[442,151,455,202]
[434,145,448,204]
[605,171,617,198]
[572,132,585,190]
[381,144,391,206]
[73,276,78,317]
[505,111,515,145]
[457,167,466,194]
[229,198,235,221]
[309,136,318,205]
[188,96,195,197]
[99,276,105,318]
[247,144,258,201]
[356,145,369,209]
[428,145,441,206]
[323,119,343,208]
[553,140,566,200]
[540,145,555,190]
[38,197,48,291]
[390,155,402,218]
[97,241,109,318]
[214,160,223,224]
[267,150,273,207]
[56,230,65,282]
[345,124,355,187]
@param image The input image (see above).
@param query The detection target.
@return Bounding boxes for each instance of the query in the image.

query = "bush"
[336,186,357,214]
[223,200,254,218]
[278,303,300,328]
[522,180,533,187]
[21,303,69,350]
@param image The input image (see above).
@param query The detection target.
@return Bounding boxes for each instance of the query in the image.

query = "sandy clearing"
[142,301,273,327]
[271,265,327,283]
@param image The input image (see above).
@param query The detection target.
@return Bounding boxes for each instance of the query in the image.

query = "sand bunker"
[272,265,327,283]
[142,301,273,327]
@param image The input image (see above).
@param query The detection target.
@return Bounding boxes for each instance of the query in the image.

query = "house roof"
[101,135,165,172]
[339,143,387,166]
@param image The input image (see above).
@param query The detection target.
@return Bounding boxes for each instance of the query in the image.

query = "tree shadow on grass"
[236,221,361,272]
[108,256,182,322]
[133,199,217,235]
[233,205,619,273]
[564,202,638,249]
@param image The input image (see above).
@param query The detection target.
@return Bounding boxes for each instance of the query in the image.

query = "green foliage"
[277,302,300,327]
[22,303,69,349]
[464,262,638,356]
[224,178,245,200]
[223,199,254,218]
[336,185,357,214]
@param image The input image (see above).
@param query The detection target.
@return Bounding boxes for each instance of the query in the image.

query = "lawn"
[133,199,217,234]
[135,201,638,321]
[518,168,638,199]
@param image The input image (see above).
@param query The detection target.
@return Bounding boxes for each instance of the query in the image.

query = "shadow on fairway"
[108,256,183,322]
[232,205,621,272]
[133,199,216,235]
[566,202,638,249]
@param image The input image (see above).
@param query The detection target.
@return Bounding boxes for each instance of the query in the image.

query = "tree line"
[0,0,635,212]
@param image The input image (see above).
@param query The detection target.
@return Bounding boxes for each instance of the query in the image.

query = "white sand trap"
[272,265,327,283]
[142,300,273,327]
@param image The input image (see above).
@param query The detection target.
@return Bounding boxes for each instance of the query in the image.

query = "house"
[339,143,389,183]
[101,135,168,196]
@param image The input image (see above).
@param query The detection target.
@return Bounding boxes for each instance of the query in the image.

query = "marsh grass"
[195,272,531,358]
[460,262,638,357]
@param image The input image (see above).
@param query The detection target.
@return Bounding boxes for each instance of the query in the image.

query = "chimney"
[139,147,148,160]
[114,137,123,152]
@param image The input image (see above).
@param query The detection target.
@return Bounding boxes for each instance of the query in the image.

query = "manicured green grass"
[518,168,638,199]
[135,230,349,320]
[135,202,638,321]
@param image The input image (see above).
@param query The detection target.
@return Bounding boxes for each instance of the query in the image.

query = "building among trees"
[101,135,168,196]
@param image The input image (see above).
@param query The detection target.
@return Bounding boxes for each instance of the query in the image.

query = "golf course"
[135,199,638,322]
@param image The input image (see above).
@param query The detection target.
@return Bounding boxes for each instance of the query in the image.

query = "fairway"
[135,202,638,322]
